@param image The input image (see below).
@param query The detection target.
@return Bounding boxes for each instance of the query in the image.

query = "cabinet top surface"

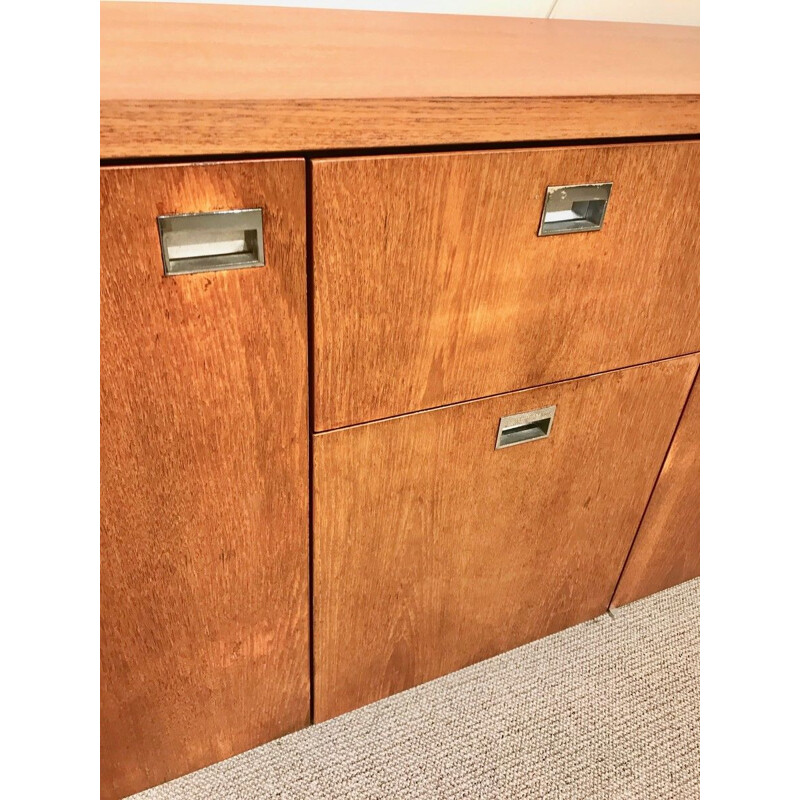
[100,2,699,159]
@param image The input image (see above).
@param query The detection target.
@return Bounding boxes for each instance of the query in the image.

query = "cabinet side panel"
[611,373,700,608]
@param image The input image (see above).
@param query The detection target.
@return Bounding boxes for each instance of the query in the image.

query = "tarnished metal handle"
[538,183,612,236]
[157,209,265,276]
[495,406,556,450]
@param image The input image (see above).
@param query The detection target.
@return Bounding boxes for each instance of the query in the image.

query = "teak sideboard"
[100,4,700,798]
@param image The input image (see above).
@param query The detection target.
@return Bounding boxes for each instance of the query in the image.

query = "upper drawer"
[312,141,699,431]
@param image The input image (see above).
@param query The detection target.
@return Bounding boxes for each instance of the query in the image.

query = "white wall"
[113,1,700,26]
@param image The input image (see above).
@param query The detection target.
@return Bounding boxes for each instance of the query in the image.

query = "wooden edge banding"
[100,95,699,160]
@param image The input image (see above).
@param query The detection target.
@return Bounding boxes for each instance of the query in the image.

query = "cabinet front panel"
[313,354,699,721]
[612,373,700,608]
[312,141,699,431]
[100,161,309,799]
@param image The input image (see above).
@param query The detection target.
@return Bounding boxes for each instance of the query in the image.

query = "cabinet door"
[312,141,699,430]
[313,355,699,721]
[612,374,700,608]
[101,161,309,799]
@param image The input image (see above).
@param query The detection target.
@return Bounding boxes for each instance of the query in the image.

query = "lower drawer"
[313,354,699,721]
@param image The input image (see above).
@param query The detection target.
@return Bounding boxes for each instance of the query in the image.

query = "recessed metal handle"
[538,183,612,236]
[157,209,265,276]
[495,405,556,449]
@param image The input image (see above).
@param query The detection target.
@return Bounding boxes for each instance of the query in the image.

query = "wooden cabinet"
[313,355,699,721]
[612,374,701,608]
[100,5,700,791]
[100,161,310,799]
[312,142,699,431]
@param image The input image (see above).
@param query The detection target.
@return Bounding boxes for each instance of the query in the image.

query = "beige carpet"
[132,578,699,800]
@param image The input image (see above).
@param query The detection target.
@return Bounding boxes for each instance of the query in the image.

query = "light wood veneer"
[612,373,700,607]
[313,355,699,721]
[100,2,698,158]
[98,6,702,790]
[313,141,699,431]
[100,160,309,799]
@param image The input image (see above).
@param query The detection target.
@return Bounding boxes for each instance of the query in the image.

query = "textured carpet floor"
[132,578,699,800]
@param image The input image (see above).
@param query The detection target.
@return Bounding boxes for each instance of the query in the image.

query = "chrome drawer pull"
[495,405,556,449]
[157,209,265,276]
[538,183,612,236]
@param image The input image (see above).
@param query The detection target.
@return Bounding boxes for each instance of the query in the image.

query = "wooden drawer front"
[101,161,309,799]
[313,354,699,721]
[312,141,699,431]
[612,373,700,608]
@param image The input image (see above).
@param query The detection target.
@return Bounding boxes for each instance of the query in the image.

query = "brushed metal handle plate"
[538,183,612,236]
[157,208,265,276]
[495,405,556,449]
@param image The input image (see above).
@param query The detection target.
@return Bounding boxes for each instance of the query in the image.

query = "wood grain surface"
[313,141,700,431]
[612,372,700,608]
[100,2,699,158]
[313,355,699,722]
[100,160,309,799]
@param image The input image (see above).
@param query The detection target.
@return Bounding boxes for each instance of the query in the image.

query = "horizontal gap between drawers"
[100,133,700,168]
[313,351,701,436]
